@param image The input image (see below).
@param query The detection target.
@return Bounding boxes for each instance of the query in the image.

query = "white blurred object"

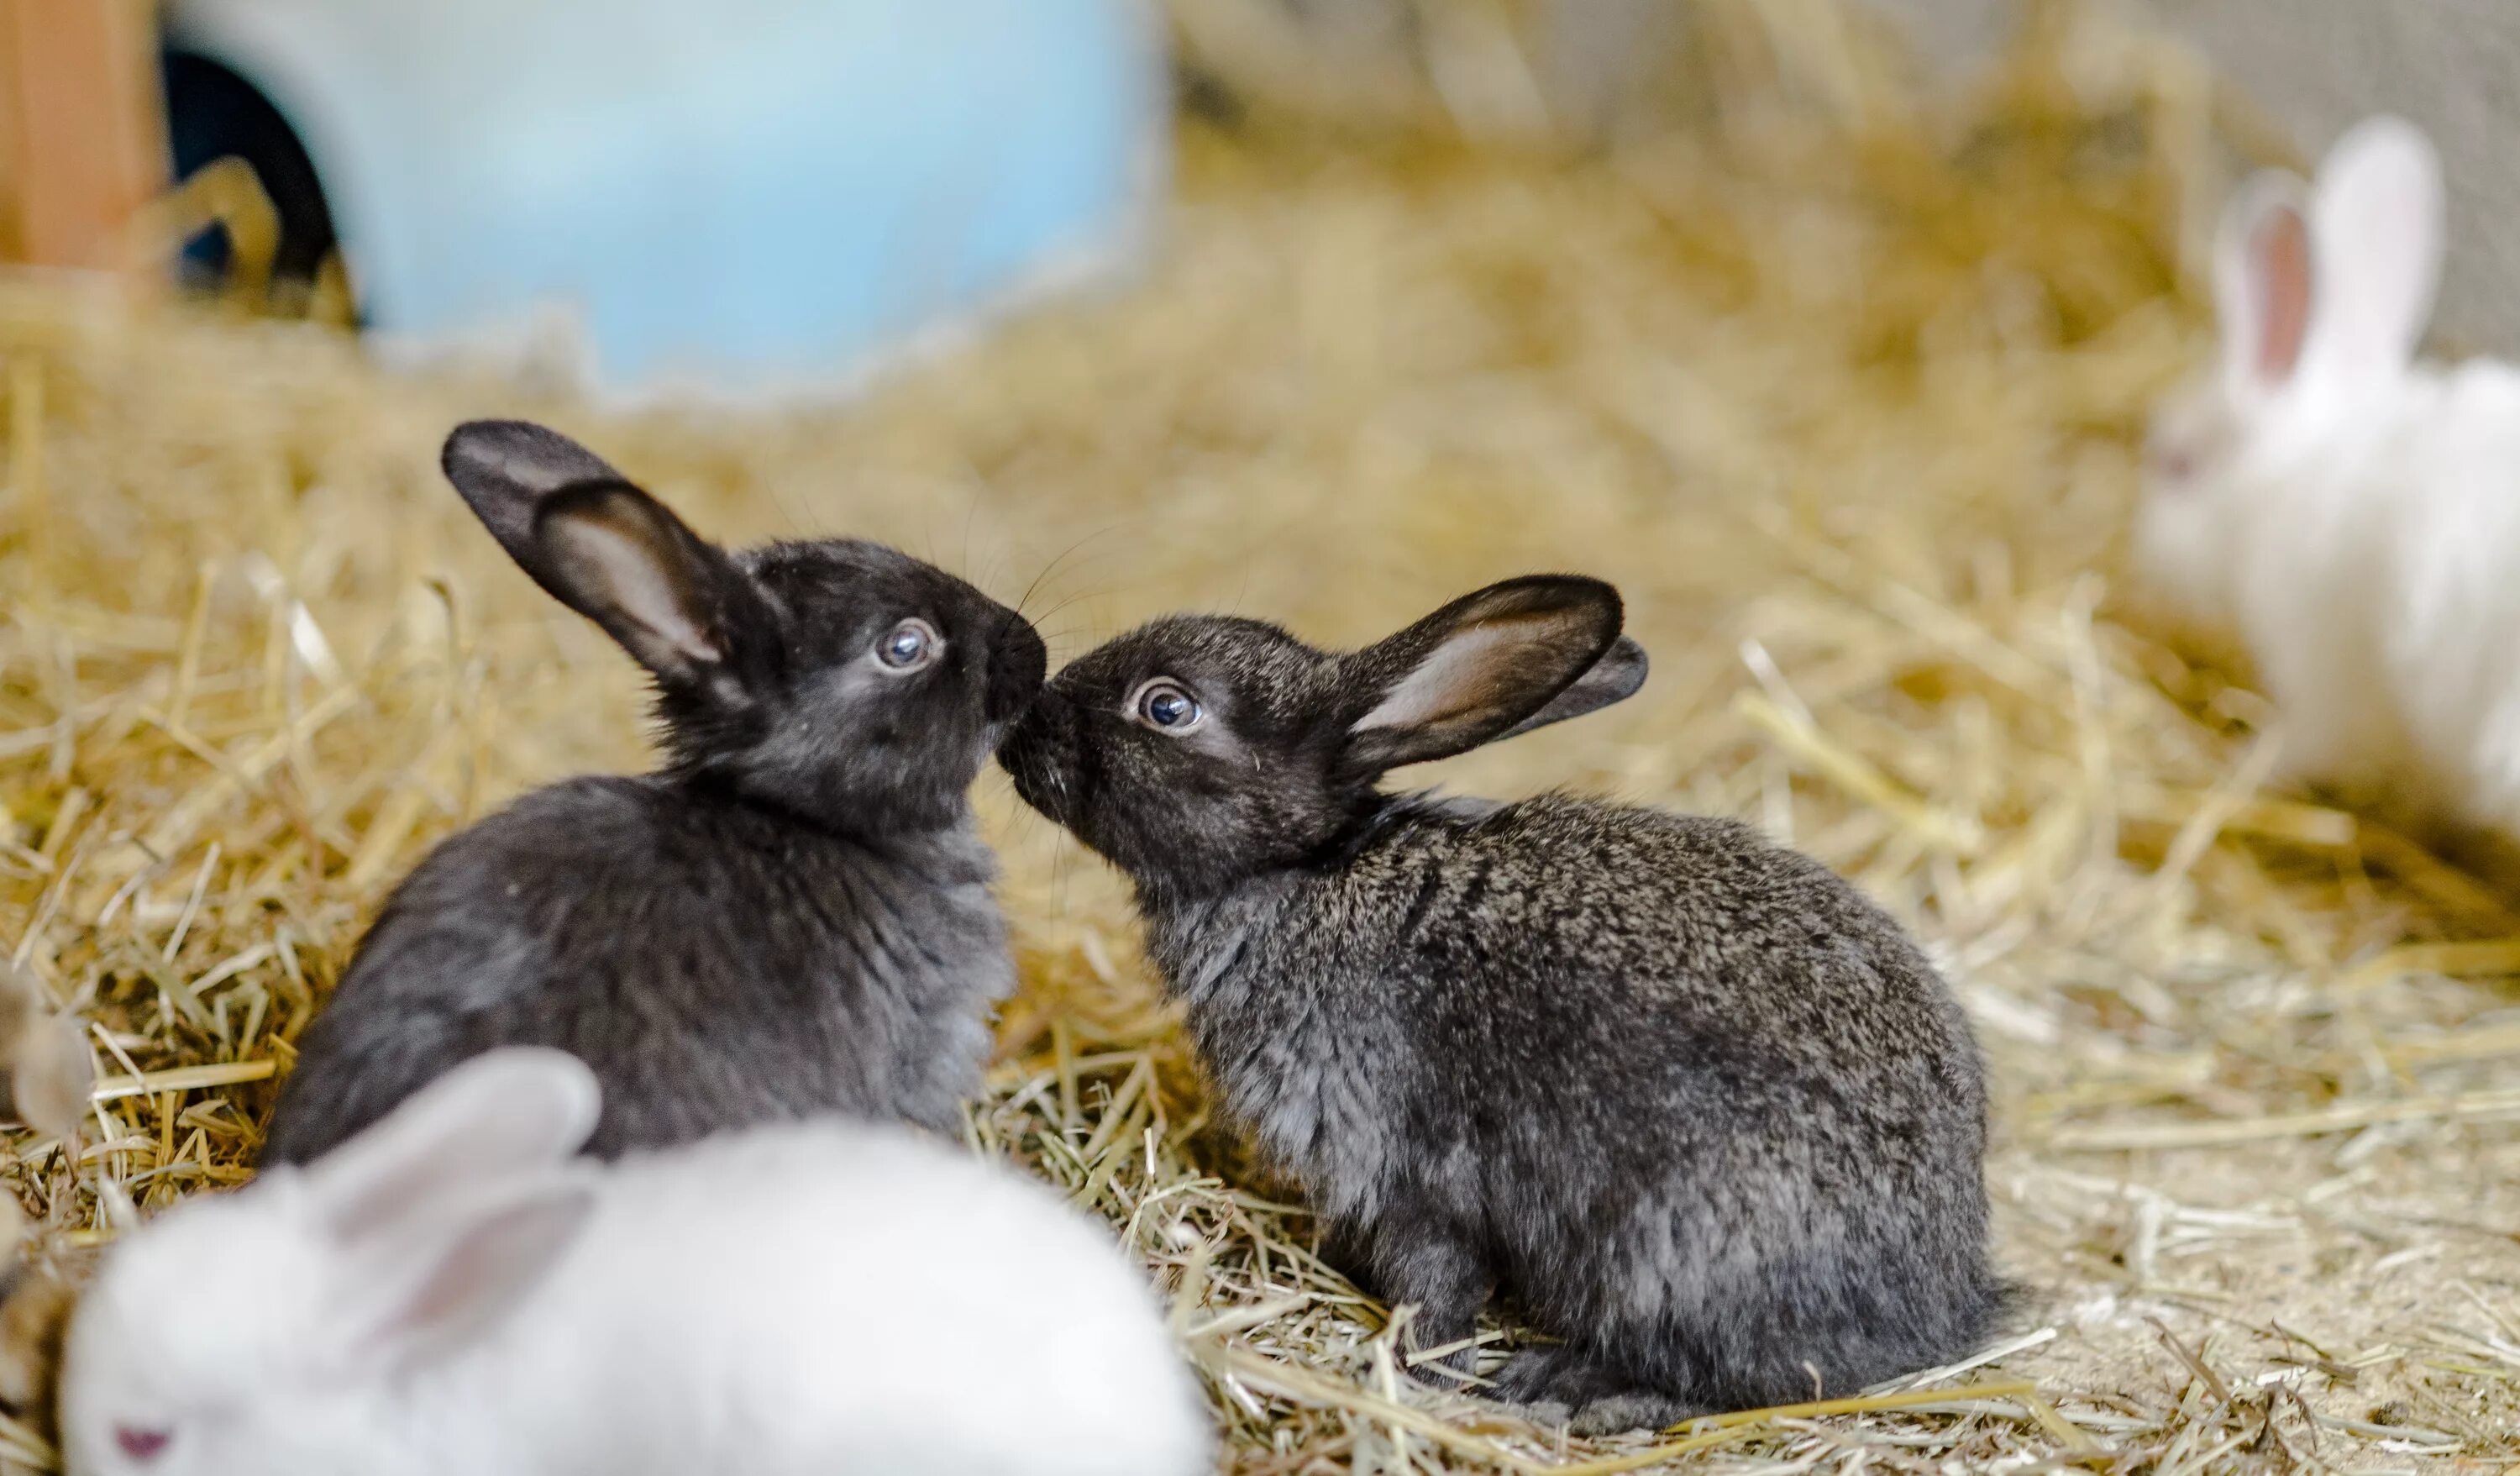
[2134,116,2520,836]
[60,1048,1213,1476]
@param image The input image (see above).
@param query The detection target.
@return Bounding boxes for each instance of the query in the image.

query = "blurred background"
[3,2,2520,1472]
[14,1,2520,376]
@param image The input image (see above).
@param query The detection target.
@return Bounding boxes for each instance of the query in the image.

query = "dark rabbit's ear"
[528,483,775,695]
[1494,634,1647,742]
[1338,576,1624,775]
[441,420,628,570]
[439,421,773,696]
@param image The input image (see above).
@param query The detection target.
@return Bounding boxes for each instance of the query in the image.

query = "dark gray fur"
[1000,576,1999,1431]
[261,421,1045,1164]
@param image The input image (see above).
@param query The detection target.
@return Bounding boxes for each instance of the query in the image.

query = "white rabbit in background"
[2137,114,2520,835]
[58,1048,1214,1476]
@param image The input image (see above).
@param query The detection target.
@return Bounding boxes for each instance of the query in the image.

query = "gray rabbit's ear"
[441,420,627,565]
[441,421,774,696]
[1338,576,1624,775]
[1494,635,1647,741]
[528,482,773,696]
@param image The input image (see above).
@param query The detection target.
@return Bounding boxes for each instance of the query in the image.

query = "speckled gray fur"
[1002,576,2000,1430]
[262,421,1044,1164]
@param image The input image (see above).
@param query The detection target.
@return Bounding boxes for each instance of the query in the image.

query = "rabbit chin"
[997,691,1084,832]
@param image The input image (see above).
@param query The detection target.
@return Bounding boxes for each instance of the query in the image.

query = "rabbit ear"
[442,422,775,695]
[3,1013,93,1143]
[302,1048,601,1242]
[528,482,776,695]
[1339,576,1624,774]
[0,965,92,1142]
[2213,171,2314,401]
[440,420,627,564]
[2302,114,2443,384]
[333,1176,596,1374]
[1492,634,1647,742]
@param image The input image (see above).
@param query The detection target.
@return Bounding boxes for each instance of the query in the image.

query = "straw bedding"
[0,3,2515,1470]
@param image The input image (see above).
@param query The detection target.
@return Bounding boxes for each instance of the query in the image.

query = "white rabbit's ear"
[2303,114,2444,384]
[302,1048,602,1239]
[334,1176,596,1373]
[2213,171,2314,402]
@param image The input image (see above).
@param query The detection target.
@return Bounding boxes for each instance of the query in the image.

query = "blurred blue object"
[163,0,1167,395]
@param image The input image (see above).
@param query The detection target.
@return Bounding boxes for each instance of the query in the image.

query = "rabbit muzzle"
[984,614,1050,729]
[999,686,1088,828]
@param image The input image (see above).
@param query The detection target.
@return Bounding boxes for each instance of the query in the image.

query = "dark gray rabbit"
[1000,576,2000,1431]
[261,420,1046,1163]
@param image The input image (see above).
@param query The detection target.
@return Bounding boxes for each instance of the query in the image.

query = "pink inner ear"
[2253,207,2313,384]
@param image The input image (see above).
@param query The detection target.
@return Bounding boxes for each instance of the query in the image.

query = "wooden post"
[0,0,167,276]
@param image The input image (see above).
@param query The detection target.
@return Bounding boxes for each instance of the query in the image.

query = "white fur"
[2136,115,2520,832]
[60,1050,1212,1476]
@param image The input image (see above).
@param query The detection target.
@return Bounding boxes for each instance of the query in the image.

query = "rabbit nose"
[1005,683,1070,751]
[998,686,1077,800]
[986,618,1048,724]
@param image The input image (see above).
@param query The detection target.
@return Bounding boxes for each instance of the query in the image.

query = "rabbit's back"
[264,776,1011,1163]
[2215,363,2520,827]
[1155,792,1997,1399]
[452,1123,1210,1475]
[2381,363,2520,829]
[1168,795,1983,1158]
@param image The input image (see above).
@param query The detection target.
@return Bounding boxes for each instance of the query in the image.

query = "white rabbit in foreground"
[2137,115,2520,834]
[59,1049,1213,1476]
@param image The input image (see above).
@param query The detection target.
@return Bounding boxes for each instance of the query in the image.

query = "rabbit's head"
[60,1050,601,1476]
[2136,116,2444,630]
[442,422,1047,835]
[1002,576,1644,902]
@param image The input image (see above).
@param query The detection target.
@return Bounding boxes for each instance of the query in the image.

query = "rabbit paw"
[1492,1347,1705,1434]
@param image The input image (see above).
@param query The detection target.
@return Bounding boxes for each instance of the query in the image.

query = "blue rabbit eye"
[878,619,937,671]
[1135,680,1203,732]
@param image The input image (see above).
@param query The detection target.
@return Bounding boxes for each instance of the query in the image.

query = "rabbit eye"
[875,618,939,673]
[1130,679,1205,734]
[114,1425,171,1461]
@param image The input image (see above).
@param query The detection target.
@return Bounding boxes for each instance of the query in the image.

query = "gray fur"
[261,421,1045,1164]
[1000,575,2000,1429]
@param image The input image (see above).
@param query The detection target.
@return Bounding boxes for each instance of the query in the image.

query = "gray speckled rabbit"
[1000,575,2000,1431]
